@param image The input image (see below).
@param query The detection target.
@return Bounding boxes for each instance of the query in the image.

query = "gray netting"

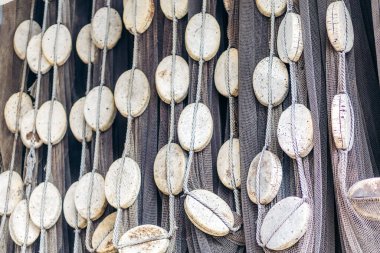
[0,0,380,252]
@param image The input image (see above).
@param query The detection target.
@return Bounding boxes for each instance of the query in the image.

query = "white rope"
[256,1,312,248]
[182,0,208,195]
[255,0,276,247]
[163,0,180,250]
[223,0,241,218]
[180,0,240,235]
[0,0,47,249]
[166,0,178,212]
[85,1,112,252]
[72,1,97,253]
[289,61,310,198]
[334,2,354,214]
[112,0,139,248]
[282,0,310,201]
[20,0,49,250]
[0,0,37,241]
[114,0,181,249]
[38,0,65,251]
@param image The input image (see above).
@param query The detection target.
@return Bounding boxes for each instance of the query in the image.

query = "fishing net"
[0,0,380,252]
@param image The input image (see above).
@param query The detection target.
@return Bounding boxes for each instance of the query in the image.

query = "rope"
[255,0,276,247]
[223,0,241,218]
[85,1,112,252]
[0,0,41,250]
[180,0,240,235]
[287,0,294,12]
[112,116,134,246]
[38,0,65,251]
[114,0,182,249]
[22,0,50,250]
[338,52,347,94]
[161,0,180,250]
[112,0,139,248]
[160,0,180,250]
[289,62,310,198]
[333,2,354,215]
[0,0,37,239]
[282,0,310,201]
[255,0,312,249]
[182,0,208,195]
[256,0,312,249]
[72,1,97,253]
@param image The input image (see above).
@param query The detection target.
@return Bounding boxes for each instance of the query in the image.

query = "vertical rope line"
[179,0,240,234]
[113,0,139,248]
[284,0,309,200]
[223,0,241,217]
[335,2,352,225]
[73,1,97,253]
[164,0,178,242]
[112,116,133,246]
[39,0,64,252]
[338,150,348,193]
[24,0,51,199]
[182,0,207,194]
[338,52,347,94]
[255,0,275,247]
[259,1,312,248]
[287,0,294,12]
[289,62,309,198]
[113,0,179,248]
[15,0,48,251]
[85,1,112,252]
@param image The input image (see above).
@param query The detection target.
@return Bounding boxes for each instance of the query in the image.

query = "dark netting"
[325,0,380,252]
[239,0,334,252]
[0,0,380,252]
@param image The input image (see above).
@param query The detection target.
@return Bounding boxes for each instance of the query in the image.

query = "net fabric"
[157,0,188,251]
[372,0,380,86]
[239,0,333,252]
[325,1,380,252]
[133,0,160,228]
[1,0,380,252]
[183,1,244,252]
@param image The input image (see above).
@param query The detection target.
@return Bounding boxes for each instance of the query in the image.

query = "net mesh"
[239,0,334,252]
[325,1,380,252]
[0,0,380,252]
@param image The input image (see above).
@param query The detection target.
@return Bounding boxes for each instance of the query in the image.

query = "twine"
[115,0,181,249]
[284,0,311,221]
[0,0,41,250]
[112,116,133,247]
[288,62,310,198]
[72,1,97,253]
[112,0,139,248]
[224,0,242,218]
[163,0,180,249]
[282,0,310,203]
[166,0,179,222]
[260,0,313,249]
[333,2,354,210]
[180,0,240,235]
[182,0,208,195]
[256,0,312,248]
[22,0,48,249]
[38,0,65,251]
[0,0,37,240]
[255,0,276,247]
[85,0,112,252]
